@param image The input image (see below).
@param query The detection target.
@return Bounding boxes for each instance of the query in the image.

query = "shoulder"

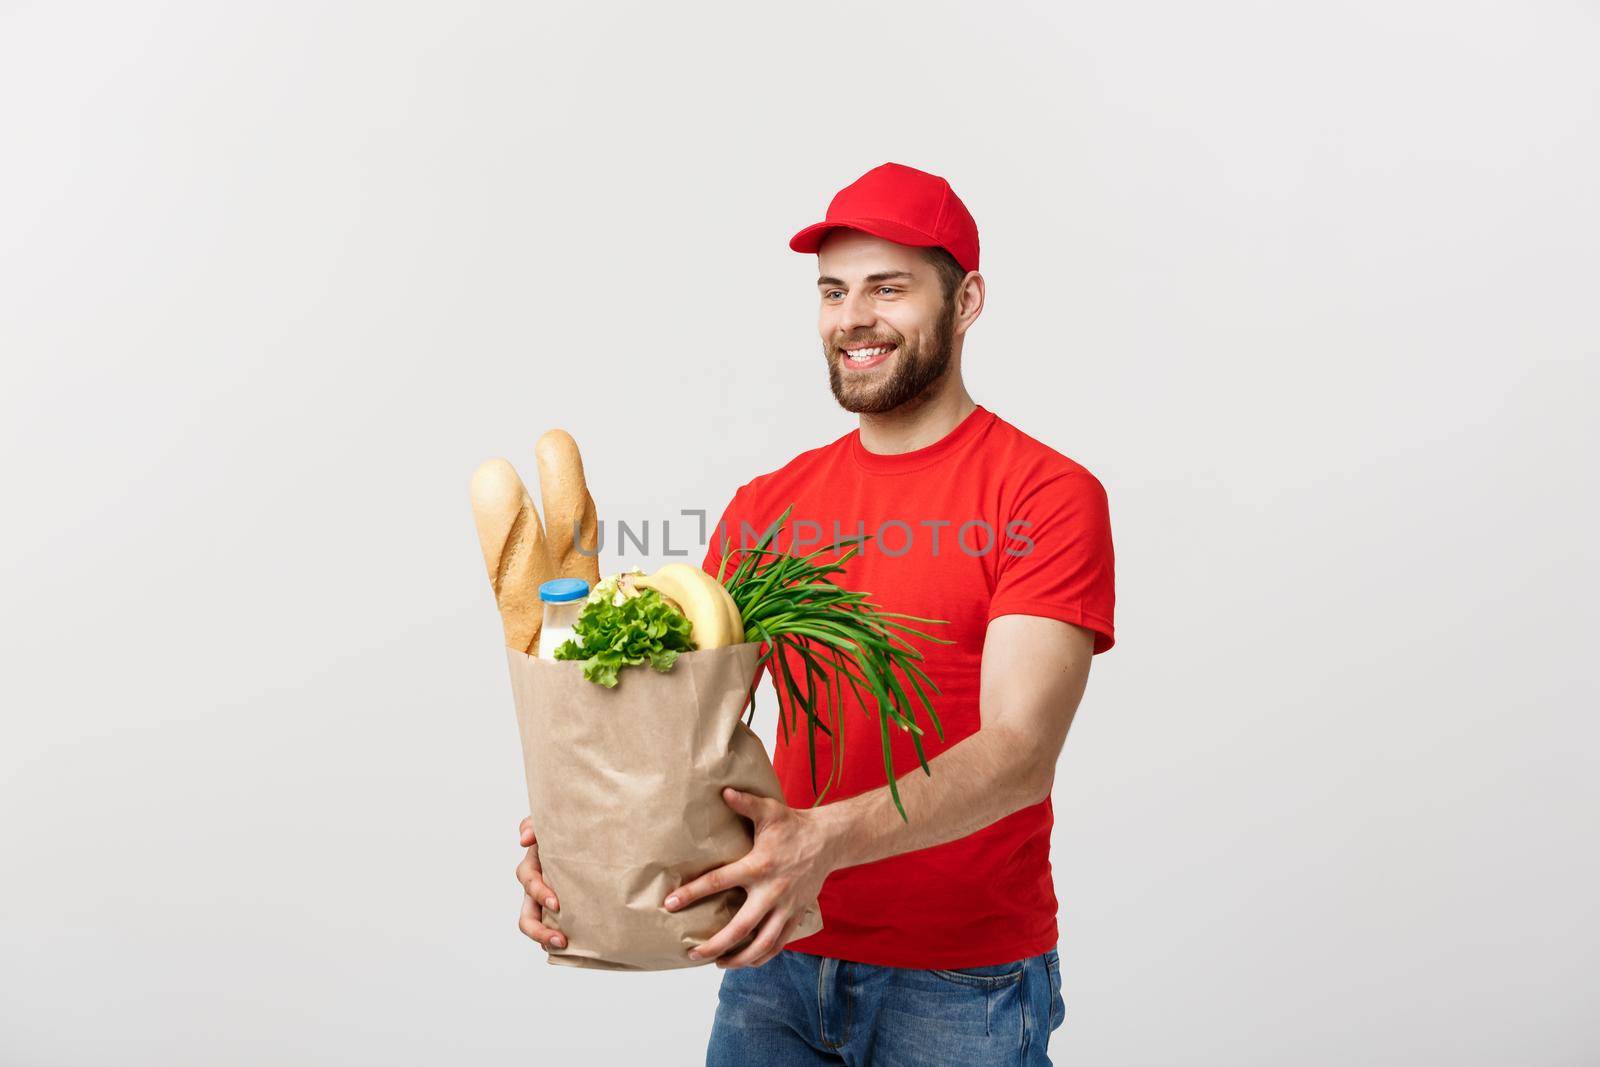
[708,431,853,562]
[985,411,1108,499]
[725,428,854,509]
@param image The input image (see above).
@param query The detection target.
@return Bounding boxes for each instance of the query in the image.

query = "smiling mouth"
[838,342,897,370]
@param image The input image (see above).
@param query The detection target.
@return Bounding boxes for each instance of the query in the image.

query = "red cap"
[789,162,980,273]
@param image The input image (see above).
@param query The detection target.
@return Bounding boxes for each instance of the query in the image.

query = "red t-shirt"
[701,404,1116,969]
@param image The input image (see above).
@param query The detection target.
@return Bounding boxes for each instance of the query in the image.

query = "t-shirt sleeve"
[701,490,743,583]
[987,471,1117,654]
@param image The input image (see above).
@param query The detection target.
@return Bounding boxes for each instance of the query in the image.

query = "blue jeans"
[706,947,1066,1066]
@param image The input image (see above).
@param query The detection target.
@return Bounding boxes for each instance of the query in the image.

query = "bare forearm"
[815,724,1050,871]
[808,617,1094,874]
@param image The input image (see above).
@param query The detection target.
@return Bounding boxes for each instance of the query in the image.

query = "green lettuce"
[552,577,696,687]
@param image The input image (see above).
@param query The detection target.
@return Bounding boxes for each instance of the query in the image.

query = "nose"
[836,286,877,342]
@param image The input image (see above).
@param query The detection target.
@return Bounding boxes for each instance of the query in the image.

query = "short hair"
[921,245,969,308]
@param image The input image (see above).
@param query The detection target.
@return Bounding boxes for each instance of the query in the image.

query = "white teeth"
[846,345,889,360]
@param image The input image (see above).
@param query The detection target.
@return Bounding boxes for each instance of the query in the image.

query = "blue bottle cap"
[538,578,591,603]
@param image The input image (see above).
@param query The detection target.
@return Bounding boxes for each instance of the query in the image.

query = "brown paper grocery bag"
[504,641,823,970]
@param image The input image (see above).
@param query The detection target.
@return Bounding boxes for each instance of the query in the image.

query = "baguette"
[534,429,602,587]
[469,458,553,654]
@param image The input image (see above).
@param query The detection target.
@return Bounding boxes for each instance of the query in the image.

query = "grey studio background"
[2,2,1596,1065]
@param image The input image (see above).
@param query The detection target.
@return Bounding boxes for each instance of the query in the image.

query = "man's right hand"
[516,816,567,951]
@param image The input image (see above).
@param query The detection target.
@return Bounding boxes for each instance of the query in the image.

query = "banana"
[632,563,744,650]
[715,578,746,644]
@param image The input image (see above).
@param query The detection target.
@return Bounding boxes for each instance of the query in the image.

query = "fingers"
[687,892,767,963]
[515,846,558,912]
[716,907,795,970]
[721,787,776,825]
[518,816,535,848]
[518,892,567,951]
[771,911,805,958]
[664,855,757,913]
[514,832,564,950]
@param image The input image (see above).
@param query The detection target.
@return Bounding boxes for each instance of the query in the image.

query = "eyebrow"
[817,270,917,288]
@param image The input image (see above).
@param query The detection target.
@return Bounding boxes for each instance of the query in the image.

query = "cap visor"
[788,217,940,255]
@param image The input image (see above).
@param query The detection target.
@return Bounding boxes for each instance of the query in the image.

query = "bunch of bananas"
[622,564,746,650]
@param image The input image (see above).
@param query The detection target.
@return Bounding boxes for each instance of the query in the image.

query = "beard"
[824,301,957,415]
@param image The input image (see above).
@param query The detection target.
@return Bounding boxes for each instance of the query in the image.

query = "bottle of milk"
[537,578,591,660]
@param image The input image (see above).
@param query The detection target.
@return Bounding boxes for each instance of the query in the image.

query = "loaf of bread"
[469,458,553,654]
[534,429,602,588]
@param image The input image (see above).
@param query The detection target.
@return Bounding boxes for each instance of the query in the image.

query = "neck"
[856,377,978,456]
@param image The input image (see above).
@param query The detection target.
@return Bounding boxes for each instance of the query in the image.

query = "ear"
[953,271,985,338]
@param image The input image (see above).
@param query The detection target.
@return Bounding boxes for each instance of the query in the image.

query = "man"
[517,162,1116,1065]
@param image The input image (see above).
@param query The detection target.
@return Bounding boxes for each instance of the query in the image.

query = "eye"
[823,289,843,300]
[876,286,899,296]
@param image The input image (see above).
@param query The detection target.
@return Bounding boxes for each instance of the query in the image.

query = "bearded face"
[823,294,956,414]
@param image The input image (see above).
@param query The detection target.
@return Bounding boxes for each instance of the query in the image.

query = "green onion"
[718,504,950,821]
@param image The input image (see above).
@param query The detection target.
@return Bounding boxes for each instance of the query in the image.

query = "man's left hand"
[663,786,836,970]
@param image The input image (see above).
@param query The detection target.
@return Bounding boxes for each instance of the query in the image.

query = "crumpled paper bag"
[504,641,824,970]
